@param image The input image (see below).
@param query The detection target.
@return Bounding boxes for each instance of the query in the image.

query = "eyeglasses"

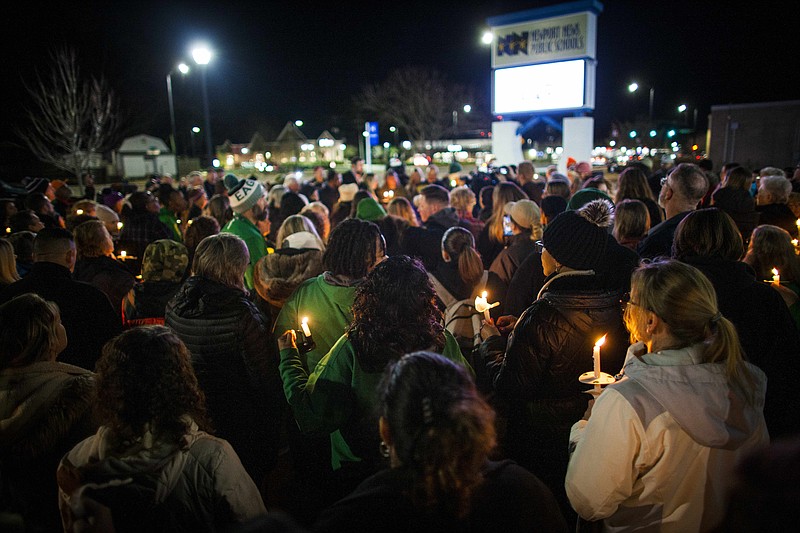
[621,292,644,310]
[534,240,545,254]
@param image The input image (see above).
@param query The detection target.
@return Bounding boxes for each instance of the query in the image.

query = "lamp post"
[166,63,190,163]
[452,104,472,137]
[191,45,213,167]
[628,82,654,122]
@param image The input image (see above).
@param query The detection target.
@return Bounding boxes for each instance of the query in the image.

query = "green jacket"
[279,330,470,470]
[222,215,267,290]
[158,207,182,242]
[273,274,358,372]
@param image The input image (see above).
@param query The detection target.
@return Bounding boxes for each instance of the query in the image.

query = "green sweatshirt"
[279,330,470,470]
[273,274,358,372]
[222,215,267,290]
[158,207,182,242]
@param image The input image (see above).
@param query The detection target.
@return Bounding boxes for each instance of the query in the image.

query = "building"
[115,134,177,178]
[707,100,800,172]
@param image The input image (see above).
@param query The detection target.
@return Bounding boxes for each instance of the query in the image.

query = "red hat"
[566,157,577,169]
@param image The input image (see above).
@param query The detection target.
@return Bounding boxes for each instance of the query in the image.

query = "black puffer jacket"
[165,276,285,485]
[481,272,628,520]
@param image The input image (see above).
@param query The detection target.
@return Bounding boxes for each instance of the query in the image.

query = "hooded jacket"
[253,247,324,329]
[0,361,95,532]
[57,421,266,532]
[566,342,769,533]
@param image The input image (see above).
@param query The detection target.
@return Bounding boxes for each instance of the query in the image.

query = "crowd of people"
[1,155,800,532]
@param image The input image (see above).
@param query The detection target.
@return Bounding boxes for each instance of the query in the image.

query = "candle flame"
[302,317,308,324]
[595,334,607,348]
[772,268,780,277]
[76,209,84,215]
[117,222,124,230]
[120,251,126,257]
[481,291,487,299]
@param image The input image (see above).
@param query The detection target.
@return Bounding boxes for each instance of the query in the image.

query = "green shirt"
[158,207,182,242]
[222,215,267,290]
[279,330,471,470]
[273,274,358,372]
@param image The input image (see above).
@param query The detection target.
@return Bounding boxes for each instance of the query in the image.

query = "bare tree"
[355,66,477,151]
[16,47,118,193]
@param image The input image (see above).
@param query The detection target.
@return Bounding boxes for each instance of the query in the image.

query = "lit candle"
[593,335,607,380]
[301,317,311,337]
[796,219,800,231]
[76,209,84,215]
[772,268,780,286]
[474,291,499,322]
[117,221,124,230]
[120,250,127,258]
[176,219,182,225]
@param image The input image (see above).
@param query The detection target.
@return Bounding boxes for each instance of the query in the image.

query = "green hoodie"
[279,330,470,470]
[273,273,358,372]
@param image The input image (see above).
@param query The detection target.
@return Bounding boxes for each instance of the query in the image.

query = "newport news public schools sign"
[492,11,597,69]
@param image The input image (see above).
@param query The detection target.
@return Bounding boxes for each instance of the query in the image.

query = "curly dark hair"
[93,326,209,446]
[348,255,445,372]
[322,218,382,279]
[379,351,496,518]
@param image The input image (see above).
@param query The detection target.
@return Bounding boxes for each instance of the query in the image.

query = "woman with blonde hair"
[449,185,483,240]
[72,220,135,315]
[0,238,20,288]
[387,196,419,227]
[253,214,325,328]
[566,259,768,532]
[476,182,526,268]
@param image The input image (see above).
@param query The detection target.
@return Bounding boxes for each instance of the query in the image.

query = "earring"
[379,440,390,458]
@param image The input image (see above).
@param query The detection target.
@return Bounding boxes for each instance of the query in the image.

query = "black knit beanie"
[542,210,607,270]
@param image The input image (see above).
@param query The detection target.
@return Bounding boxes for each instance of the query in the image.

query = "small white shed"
[116,135,177,178]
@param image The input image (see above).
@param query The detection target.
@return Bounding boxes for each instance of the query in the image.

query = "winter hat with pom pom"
[542,198,613,270]
[224,174,265,214]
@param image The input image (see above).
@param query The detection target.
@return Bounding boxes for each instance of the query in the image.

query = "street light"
[452,104,472,137]
[166,63,190,158]
[628,82,654,121]
[191,44,213,166]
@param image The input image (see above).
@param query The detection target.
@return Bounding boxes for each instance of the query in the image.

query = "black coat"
[121,280,182,327]
[165,276,285,483]
[73,255,136,316]
[480,273,628,519]
[682,256,800,439]
[400,207,468,272]
[0,262,122,370]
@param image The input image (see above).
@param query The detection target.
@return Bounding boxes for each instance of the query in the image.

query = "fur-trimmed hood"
[253,248,324,307]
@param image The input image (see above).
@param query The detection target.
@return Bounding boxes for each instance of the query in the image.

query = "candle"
[593,335,607,380]
[474,291,499,322]
[772,268,780,286]
[301,317,311,337]
[117,221,124,230]
[120,250,127,258]
[176,219,182,225]
[76,209,84,215]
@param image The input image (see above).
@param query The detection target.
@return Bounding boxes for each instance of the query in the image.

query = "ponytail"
[443,227,483,288]
[705,315,757,405]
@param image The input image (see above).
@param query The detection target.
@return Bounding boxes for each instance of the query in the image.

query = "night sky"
[2,0,797,151]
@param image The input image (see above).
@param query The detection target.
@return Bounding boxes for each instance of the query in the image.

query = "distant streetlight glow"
[389,126,396,132]
[295,120,303,127]
[667,129,676,138]
[649,130,657,137]
[628,82,639,93]
[383,142,390,148]
[482,31,494,44]
[629,131,637,138]
[191,43,214,165]
[192,126,200,133]
[402,140,412,150]
[463,104,472,113]
[678,104,687,113]
[178,63,190,74]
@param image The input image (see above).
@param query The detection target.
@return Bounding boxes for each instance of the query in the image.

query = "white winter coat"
[565,341,769,533]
